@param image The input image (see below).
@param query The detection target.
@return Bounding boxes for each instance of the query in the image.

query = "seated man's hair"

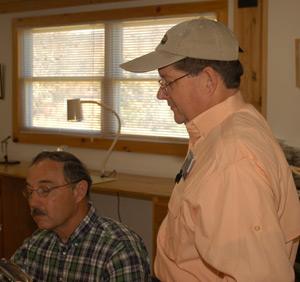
[31,151,92,197]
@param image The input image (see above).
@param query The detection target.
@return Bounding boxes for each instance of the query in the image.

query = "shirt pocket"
[168,179,185,218]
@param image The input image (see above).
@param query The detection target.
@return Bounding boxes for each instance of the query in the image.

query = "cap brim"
[120,51,185,73]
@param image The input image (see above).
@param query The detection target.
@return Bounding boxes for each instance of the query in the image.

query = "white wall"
[267,0,300,148]
[1,0,299,269]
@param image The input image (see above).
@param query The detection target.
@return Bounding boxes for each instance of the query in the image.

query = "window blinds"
[18,15,215,143]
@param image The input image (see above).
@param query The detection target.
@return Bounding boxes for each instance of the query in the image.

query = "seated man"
[0,151,151,282]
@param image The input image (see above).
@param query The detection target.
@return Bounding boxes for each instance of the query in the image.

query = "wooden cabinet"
[0,175,37,258]
[152,197,169,270]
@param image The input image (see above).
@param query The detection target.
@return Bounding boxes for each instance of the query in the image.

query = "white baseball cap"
[120,17,239,73]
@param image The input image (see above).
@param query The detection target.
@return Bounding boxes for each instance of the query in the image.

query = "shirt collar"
[186,91,245,145]
[52,202,98,246]
[70,202,98,241]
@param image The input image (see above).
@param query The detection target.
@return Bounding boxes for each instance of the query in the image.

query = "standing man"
[120,17,300,281]
[0,151,151,282]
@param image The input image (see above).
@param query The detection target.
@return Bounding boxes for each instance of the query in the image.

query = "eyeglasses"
[158,73,190,96]
[23,181,79,199]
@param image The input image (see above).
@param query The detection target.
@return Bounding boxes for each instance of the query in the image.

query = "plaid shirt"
[1,203,151,282]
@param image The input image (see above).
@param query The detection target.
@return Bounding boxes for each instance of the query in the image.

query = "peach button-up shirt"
[154,92,300,282]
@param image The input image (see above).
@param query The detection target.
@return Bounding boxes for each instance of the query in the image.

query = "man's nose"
[157,88,167,100]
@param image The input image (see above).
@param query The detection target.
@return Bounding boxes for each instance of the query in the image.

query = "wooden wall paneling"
[0,176,36,258]
[260,0,268,117]
[296,39,300,88]
[0,178,3,258]
[152,196,169,274]
[234,0,268,116]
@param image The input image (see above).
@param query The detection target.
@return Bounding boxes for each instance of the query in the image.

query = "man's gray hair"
[31,151,92,197]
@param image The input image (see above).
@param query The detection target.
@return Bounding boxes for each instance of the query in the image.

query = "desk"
[0,162,174,268]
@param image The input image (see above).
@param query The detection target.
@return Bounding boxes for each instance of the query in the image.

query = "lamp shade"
[67,99,83,121]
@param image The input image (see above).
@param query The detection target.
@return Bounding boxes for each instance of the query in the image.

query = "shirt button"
[254,225,261,231]
[74,243,78,247]
[62,251,67,255]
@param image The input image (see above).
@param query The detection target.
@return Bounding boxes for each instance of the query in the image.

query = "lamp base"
[91,174,116,184]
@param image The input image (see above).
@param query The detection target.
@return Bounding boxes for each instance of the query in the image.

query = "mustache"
[31,207,47,217]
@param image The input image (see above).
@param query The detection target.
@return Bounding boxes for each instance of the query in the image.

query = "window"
[13,2,228,156]
[20,24,105,134]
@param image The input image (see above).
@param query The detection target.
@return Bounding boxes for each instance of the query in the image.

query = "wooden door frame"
[234,0,268,117]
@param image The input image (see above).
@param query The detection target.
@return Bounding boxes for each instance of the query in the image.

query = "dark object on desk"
[238,0,258,8]
[294,242,300,281]
[0,135,20,165]
[295,262,300,282]
[0,258,33,282]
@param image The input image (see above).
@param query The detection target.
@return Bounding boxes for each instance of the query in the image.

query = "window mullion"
[103,22,119,137]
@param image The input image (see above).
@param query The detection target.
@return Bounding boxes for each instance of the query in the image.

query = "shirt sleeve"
[102,238,152,282]
[10,238,29,266]
[194,158,296,282]
[0,273,9,282]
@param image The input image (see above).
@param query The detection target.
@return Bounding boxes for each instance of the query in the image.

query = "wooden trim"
[12,1,228,27]
[233,0,268,117]
[261,0,268,117]
[12,1,228,157]
[296,39,300,88]
[152,196,169,275]
[12,132,189,156]
[0,0,132,14]
[0,178,3,258]
[12,26,21,142]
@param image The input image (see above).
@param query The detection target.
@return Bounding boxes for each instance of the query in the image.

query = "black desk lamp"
[0,136,20,165]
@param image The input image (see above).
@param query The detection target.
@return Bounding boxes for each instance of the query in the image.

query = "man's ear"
[73,180,88,202]
[202,67,218,96]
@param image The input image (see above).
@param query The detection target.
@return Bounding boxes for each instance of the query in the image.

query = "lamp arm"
[81,100,121,177]
[290,165,300,176]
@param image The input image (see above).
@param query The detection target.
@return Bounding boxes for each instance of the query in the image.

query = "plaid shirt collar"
[49,202,98,247]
